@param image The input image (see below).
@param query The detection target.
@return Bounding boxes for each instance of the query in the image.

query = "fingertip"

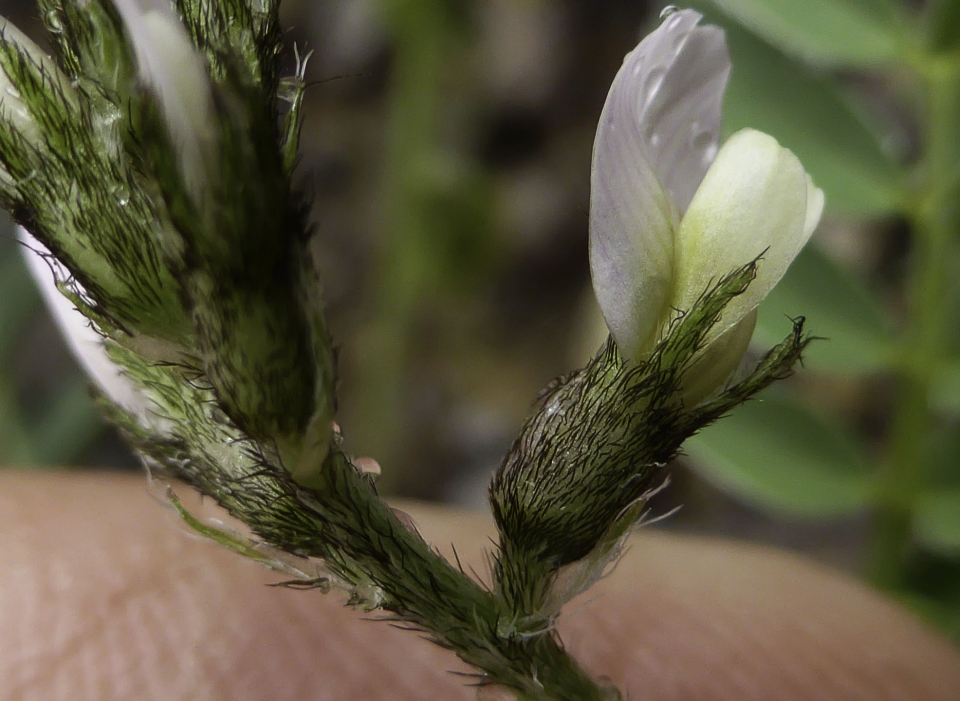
[561,534,960,700]
[2,472,958,701]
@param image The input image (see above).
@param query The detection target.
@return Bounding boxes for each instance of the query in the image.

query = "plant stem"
[870,52,960,587]
[300,451,615,701]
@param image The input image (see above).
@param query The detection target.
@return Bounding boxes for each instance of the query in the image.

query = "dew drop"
[17,169,37,187]
[659,5,680,21]
[4,85,20,100]
[110,183,130,207]
[643,67,665,105]
[45,10,64,34]
[690,124,717,164]
[702,143,718,164]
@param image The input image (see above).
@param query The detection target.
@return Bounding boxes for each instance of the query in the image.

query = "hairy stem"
[300,453,613,701]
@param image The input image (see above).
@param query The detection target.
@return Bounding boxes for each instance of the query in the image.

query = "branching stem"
[301,453,612,701]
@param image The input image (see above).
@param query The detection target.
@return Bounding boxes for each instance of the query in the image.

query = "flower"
[589,9,824,371]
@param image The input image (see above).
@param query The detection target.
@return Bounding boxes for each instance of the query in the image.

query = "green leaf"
[897,593,960,642]
[932,363,960,414]
[915,489,960,553]
[926,0,960,53]
[0,371,36,466]
[922,421,960,486]
[913,422,960,552]
[717,20,903,215]
[754,245,892,373]
[686,393,870,517]
[706,0,904,67]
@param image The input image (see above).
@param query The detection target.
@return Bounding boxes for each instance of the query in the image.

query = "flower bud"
[491,264,809,570]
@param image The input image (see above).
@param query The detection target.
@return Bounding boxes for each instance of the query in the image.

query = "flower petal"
[589,134,675,360]
[630,10,731,213]
[111,0,214,194]
[589,9,731,360]
[18,228,152,424]
[679,309,757,406]
[673,128,822,341]
[803,172,826,239]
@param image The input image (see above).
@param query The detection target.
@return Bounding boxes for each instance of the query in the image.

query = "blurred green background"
[1,0,959,641]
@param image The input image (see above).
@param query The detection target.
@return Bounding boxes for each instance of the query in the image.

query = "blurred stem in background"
[356,0,489,491]
[873,42,960,588]
[356,0,451,491]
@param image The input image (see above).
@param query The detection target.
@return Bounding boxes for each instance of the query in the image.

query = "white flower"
[589,9,823,367]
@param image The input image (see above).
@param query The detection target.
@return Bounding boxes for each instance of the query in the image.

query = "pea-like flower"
[589,9,823,383]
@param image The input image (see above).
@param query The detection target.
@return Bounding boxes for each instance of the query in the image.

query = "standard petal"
[589,118,676,359]
[18,229,152,425]
[622,9,731,213]
[673,128,820,341]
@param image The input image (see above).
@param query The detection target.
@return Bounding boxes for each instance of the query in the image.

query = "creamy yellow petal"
[673,128,822,343]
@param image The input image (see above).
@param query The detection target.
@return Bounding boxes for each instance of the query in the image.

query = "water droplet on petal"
[643,67,666,105]
[659,5,680,21]
[690,125,717,165]
[702,142,718,164]
[45,10,64,34]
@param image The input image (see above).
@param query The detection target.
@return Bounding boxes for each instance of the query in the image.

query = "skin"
[1,471,958,700]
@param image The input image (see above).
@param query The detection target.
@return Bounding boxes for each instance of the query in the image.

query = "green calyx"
[490,260,810,593]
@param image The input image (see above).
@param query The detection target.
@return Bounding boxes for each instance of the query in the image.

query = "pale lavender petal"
[589,125,676,360]
[589,9,731,360]
[625,9,730,213]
